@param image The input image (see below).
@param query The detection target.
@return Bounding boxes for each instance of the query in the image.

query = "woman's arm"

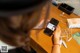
[52,26,61,53]
[52,38,60,53]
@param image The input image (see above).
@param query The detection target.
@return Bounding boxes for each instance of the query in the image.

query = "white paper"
[67,18,80,28]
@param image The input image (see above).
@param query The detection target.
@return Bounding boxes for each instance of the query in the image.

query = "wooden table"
[30,4,80,53]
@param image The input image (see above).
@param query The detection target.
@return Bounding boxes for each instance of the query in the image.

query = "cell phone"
[44,18,59,36]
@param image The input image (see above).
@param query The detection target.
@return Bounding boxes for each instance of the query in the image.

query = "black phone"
[44,18,59,36]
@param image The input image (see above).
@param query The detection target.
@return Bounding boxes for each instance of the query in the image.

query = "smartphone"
[44,18,59,36]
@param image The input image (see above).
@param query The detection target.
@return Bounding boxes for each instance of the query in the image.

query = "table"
[30,4,80,53]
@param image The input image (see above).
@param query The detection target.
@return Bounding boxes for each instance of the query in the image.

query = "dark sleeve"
[8,47,36,53]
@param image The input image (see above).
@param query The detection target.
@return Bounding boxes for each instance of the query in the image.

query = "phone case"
[44,18,59,36]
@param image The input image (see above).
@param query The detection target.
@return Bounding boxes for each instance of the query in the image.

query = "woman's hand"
[52,26,61,44]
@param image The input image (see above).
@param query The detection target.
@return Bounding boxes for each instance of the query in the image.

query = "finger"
[53,25,61,34]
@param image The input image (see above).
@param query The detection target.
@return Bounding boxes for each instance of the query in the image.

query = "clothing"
[0,40,36,53]
[0,40,16,50]
[8,47,36,53]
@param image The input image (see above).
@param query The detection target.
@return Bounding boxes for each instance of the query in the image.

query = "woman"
[0,0,61,53]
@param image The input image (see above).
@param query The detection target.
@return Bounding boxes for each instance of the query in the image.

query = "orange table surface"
[30,4,80,53]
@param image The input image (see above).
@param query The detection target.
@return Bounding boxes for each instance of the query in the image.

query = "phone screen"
[47,23,55,31]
